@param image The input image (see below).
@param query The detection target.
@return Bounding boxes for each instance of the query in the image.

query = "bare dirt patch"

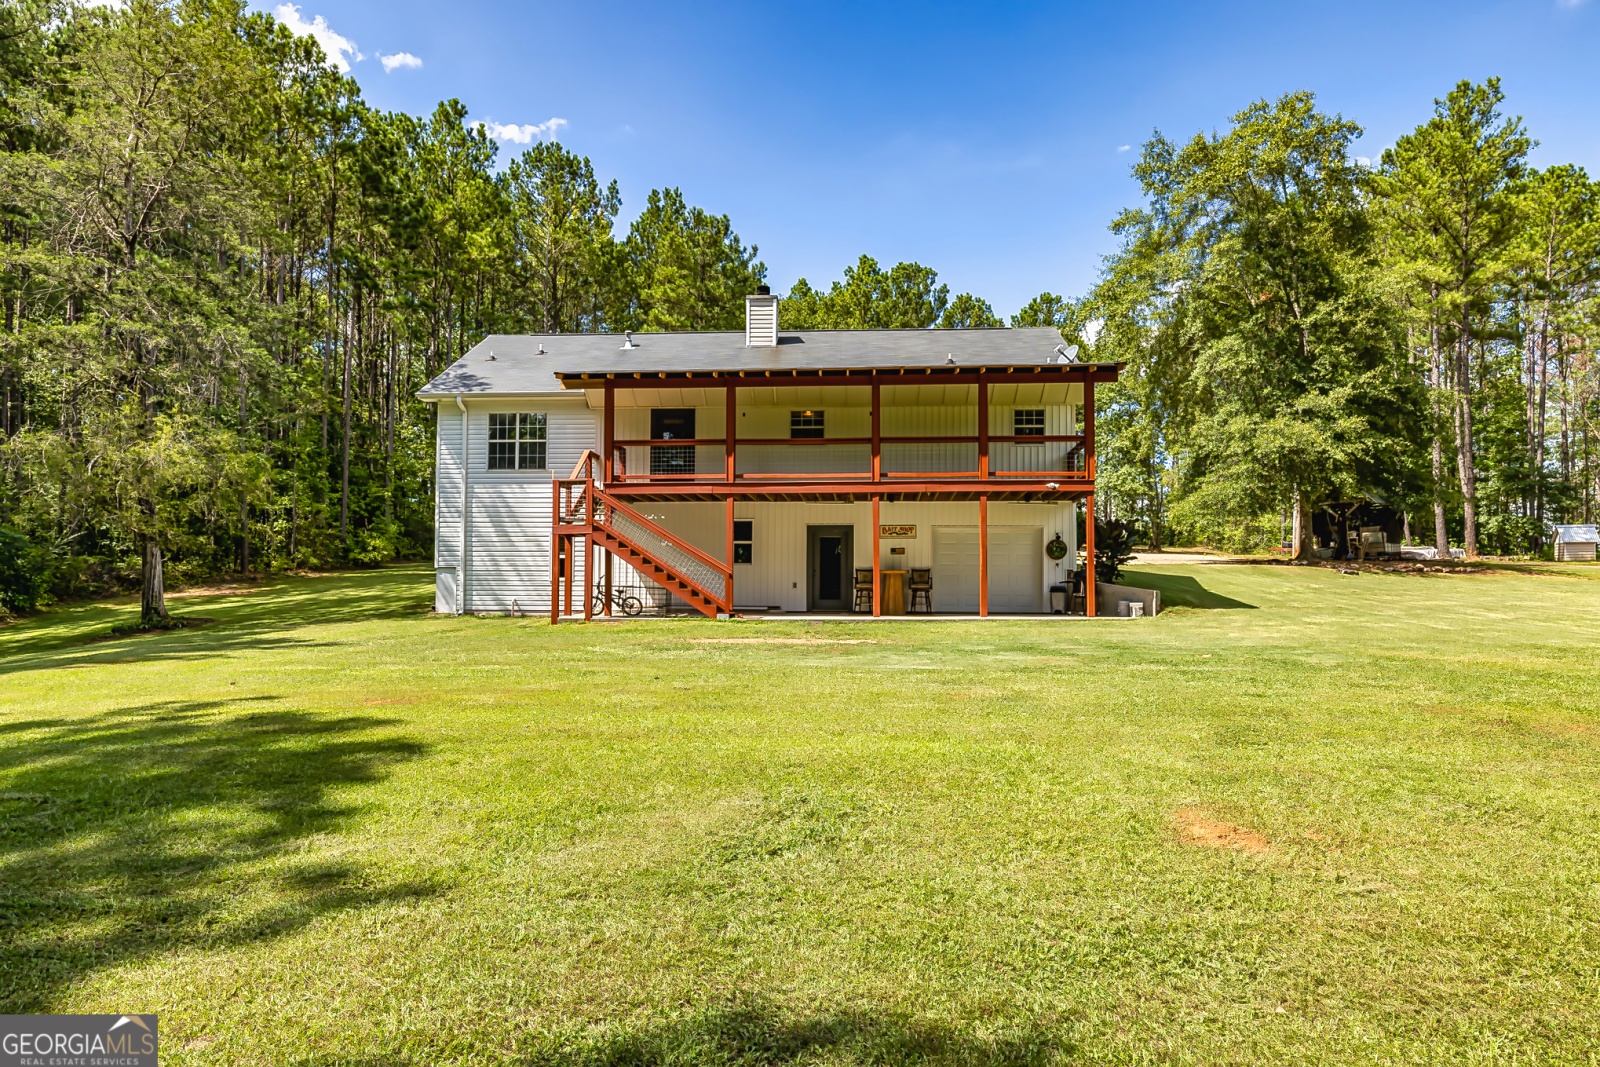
[1173,807,1272,854]
[688,637,878,646]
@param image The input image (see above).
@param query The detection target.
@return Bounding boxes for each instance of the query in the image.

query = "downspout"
[457,395,469,615]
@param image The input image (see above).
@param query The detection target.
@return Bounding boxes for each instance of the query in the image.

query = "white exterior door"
[931,526,1043,613]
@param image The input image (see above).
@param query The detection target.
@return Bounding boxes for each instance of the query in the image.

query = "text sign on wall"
[879,525,917,538]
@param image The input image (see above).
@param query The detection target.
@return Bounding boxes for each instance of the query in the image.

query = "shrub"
[0,527,50,614]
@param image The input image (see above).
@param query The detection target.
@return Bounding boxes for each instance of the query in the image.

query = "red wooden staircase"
[552,451,732,621]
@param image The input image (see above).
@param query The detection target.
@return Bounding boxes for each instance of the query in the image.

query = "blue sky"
[260,0,1600,318]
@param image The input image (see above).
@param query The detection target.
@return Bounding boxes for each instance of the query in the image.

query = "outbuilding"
[1552,524,1599,562]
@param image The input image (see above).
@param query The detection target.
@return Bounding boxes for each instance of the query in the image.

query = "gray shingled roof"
[417,328,1102,397]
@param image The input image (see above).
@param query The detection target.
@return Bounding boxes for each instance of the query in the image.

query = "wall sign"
[879,525,917,538]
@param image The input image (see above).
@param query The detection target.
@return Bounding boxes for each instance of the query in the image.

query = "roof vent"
[945,353,956,365]
[621,331,638,350]
[745,289,778,347]
[486,349,496,361]
[536,343,546,355]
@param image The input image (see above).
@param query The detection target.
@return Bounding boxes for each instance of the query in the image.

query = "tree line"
[0,0,1021,622]
[1079,82,1598,559]
[4,4,1592,621]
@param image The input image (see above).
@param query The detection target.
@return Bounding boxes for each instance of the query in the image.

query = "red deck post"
[1085,378,1096,481]
[871,494,882,617]
[725,382,736,484]
[603,380,615,484]
[550,482,561,624]
[582,537,593,621]
[977,376,989,480]
[603,548,612,617]
[978,493,989,617]
[724,494,734,613]
[1085,495,1097,618]
[870,383,881,483]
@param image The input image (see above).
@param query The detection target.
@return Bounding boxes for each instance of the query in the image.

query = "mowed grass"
[2,563,1599,1065]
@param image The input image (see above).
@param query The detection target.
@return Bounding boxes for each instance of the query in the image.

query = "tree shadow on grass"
[0,566,436,678]
[0,698,434,1012]
[307,999,1075,1066]
[1118,570,1256,610]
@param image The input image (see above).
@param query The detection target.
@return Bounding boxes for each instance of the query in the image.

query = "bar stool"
[852,568,874,612]
[909,568,933,613]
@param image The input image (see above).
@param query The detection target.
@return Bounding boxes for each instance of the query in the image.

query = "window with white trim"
[487,413,547,470]
[1013,409,1046,437]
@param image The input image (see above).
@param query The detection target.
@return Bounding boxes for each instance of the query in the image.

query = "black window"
[1013,409,1045,437]
[790,410,825,439]
[650,408,696,476]
[733,520,753,565]
[488,413,547,469]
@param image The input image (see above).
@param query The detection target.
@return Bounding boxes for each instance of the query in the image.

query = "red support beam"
[870,383,881,483]
[1085,378,1096,481]
[978,494,989,618]
[560,366,1123,391]
[725,383,737,483]
[871,494,882,617]
[602,380,615,483]
[977,377,989,479]
[583,538,593,621]
[1085,495,1097,618]
[564,534,574,620]
[603,548,612,617]
[724,495,735,613]
[550,483,561,624]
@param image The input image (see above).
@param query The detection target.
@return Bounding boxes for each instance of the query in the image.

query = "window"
[1013,409,1045,437]
[733,520,753,565]
[488,412,547,470]
[650,408,696,476]
[790,410,825,439]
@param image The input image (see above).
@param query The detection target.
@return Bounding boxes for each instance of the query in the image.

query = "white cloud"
[274,4,362,73]
[380,52,423,73]
[1116,144,1131,152]
[1354,155,1372,166]
[474,118,568,144]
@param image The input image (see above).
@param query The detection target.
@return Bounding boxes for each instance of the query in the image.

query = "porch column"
[725,495,735,612]
[870,382,881,483]
[603,379,615,483]
[978,493,989,617]
[977,376,989,479]
[1085,377,1096,481]
[1085,495,1097,618]
[725,382,736,483]
[871,494,882,617]
[583,538,593,621]
[603,548,613,617]
[564,533,574,620]
[550,481,561,625]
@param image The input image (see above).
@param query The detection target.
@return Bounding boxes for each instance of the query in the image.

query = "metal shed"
[1552,524,1599,562]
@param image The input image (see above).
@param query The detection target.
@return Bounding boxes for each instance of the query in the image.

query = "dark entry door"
[650,408,696,476]
[806,525,853,611]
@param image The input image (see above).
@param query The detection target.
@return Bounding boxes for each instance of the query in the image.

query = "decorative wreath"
[1046,534,1069,561]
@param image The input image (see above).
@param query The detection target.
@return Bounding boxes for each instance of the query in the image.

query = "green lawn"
[2,562,1598,1065]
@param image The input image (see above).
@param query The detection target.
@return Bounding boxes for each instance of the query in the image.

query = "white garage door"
[931,526,1043,613]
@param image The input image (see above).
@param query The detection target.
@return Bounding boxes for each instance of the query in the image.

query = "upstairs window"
[790,410,825,439]
[1013,409,1045,437]
[488,413,547,470]
[650,408,696,476]
[733,520,754,564]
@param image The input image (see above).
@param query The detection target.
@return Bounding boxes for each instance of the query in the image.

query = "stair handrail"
[596,490,733,579]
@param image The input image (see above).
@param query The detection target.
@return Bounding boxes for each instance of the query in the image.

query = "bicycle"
[591,583,644,617]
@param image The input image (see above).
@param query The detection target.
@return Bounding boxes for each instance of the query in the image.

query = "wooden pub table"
[879,570,908,615]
